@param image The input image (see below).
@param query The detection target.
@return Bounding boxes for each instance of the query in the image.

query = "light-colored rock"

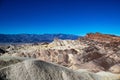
[0,59,120,80]
[109,64,120,73]
[70,61,105,72]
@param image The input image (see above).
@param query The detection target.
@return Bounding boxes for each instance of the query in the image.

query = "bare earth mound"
[0,59,120,80]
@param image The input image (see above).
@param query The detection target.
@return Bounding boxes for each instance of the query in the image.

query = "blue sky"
[0,0,120,35]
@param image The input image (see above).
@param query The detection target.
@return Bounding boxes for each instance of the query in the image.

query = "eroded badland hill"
[1,33,120,80]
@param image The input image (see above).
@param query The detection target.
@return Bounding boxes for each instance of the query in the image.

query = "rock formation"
[109,64,120,73]
[85,32,120,43]
[0,33,120,80]
[0,59,120,80]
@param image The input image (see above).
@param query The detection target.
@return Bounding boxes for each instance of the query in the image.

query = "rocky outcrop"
[48,39,88,50]
[0,59,120,80]
[0,56,28,69]
[109,64,120,73]
[85,32,120,43]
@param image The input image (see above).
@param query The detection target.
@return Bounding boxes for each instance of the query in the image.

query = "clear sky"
[0,0,120,35]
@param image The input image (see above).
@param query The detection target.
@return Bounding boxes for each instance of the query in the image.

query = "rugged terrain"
[0,59,120,80]
[0,32,120,80]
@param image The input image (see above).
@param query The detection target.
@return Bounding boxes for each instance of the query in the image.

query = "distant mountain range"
[0,34,79,43]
